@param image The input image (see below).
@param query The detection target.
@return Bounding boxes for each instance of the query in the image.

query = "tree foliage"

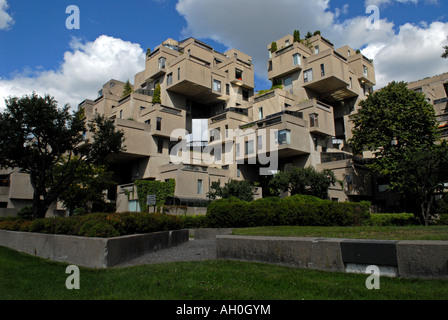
[442,36,448,59]
[152,84,161,104]
[0,93,125,219]
[207,179,255,202]
[349,81,446,225]
[270,42,278,53]
[121,80,133,98]
[293,30,301,42]
[268,167,336,200]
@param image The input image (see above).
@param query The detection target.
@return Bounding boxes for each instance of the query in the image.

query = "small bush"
[17,206,34,221]
[78,220,119,238]
[365,213,419,226]
[180,215,208,229]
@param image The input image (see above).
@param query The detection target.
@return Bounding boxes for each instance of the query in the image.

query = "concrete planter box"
[0,229,189,268]
[217,235,448,279]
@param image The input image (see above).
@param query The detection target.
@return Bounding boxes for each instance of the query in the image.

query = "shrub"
[205,196,370,228]
[0,220,21,231]
[17,206,34,221]
[78,220,119,238]
[364,213,419,226]
[180,215,208,229]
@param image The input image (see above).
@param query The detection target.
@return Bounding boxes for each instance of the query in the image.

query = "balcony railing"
[321,152,353,164]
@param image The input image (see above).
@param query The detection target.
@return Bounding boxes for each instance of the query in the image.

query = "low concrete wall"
[217,235,448,279]
[0,229,189,268]
[193,228,234,240]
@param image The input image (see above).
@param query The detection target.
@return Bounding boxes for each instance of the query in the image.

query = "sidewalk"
[114,239,217,267]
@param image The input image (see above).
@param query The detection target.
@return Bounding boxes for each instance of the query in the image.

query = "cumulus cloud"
[0,35,145,110]
[176,0,448,90]
[0,0,13,30]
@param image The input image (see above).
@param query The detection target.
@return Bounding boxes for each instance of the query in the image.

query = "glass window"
[159,57,166,69]
[235,69,243,80]
[314,46,319,54]
[293,53,301,66]
[258,107,263,120]
[284,76,292,88]
[275,130,291,145]
[157,117,162,131]
[320,64,325,77]
[242,90,249,101]
[235,143,240,157]
[363,65,368,77]
[167,73,173,85]
[258,135,263,151]
[304,69,313,83]
[310,113,319,127]
[157,139,164,154]
[245,140,254,155]
[213,79,221,92]
[226,84,230,95]
[197,179,203,194]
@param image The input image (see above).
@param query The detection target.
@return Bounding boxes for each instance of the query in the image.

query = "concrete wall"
[216,235,448,279]
[0,229,189,268]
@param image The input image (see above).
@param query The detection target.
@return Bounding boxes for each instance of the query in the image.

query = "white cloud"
[0,0,13,30]
[176,0,448,90]
[0,35,145,110]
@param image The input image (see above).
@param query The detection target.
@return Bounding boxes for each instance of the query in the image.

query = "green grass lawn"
[232,225,448,241]
[1,246,447,300]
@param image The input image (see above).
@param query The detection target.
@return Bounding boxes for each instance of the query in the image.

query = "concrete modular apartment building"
[5,33,434,216]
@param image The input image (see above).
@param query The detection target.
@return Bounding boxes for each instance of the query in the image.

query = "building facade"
[76,34,382,213]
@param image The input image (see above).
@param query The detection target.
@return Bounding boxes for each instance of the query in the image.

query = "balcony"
[237,110,310,159]
[268,43,310,80]
[297,99,335,137]
[348,53,376,86]
[111,118,152,160]
[302,50,358,102]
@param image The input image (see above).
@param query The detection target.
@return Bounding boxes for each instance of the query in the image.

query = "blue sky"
[0,0,447,109]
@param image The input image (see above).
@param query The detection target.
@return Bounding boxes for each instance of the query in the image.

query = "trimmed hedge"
[364,213,420,226]
[205,195,371,228]
[0,212,183,238]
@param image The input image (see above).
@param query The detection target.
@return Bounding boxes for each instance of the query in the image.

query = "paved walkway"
[114,239,217,268]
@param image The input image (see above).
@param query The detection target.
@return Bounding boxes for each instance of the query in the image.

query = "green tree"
[270,42,278,53]
[152,84,161,104]
[350,81,445,225]
[122,80,133,98]
[0,93,125,219]
[207,179,255,202]
[293,30,301,42]
[57,159,116,215]
[269,167,336,199]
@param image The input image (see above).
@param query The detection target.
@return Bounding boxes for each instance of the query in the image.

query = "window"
[145,119,151,125]
[320,64,325,77]
[214,147,222,162]
[0,175,10,187]
[213,79,221,92]
[349,77,353,89]
[169,141,177,155]
[237,167,241,178]
[156,117,162,131]
[268,49,272,59]
[285,40,290,46]
[235,69,243,81]
[268,61,273,71]
[178,68,180,81]
[284,76,293,88]
[119,110,123,119]
[275,129,291,145]
[314,46,319,54]
[159,57,166,70]
[284,103,291,109]
[363,65,368,77]
[167,73,173,85]
[304,69,313,83]
[293,53,301,66]
[242,90,249,101]
[226,84,230,95]
[257,135,263,151]
[310,113,319,127]
[225,125,229,138]
[197,179,203,194]
[235,143,240,157]
[258,107,263,120]
[245,140,254,155]
[157,139,164,154]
